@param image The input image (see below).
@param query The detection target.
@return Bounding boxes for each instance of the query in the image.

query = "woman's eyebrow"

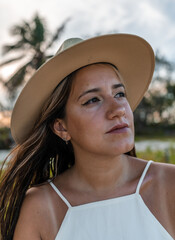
[77,83,125,101]
[112,83,125,89]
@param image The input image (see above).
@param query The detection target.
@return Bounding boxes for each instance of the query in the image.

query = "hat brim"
[11,34,155,143]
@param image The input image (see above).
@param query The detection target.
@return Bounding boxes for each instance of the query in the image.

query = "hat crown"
[56,38,83,55]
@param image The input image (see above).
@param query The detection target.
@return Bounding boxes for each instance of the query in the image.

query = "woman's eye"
[82,97,100,106]
[115,92,126,98]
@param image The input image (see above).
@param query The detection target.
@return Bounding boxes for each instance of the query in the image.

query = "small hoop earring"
[63,138,68,145]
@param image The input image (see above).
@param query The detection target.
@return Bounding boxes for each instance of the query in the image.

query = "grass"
[135,135,175,164]
[136,146,175,164]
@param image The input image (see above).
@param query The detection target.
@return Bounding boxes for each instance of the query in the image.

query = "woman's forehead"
[71,63,123,91]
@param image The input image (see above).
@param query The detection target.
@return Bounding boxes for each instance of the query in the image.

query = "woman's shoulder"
[25,183,51,203]
[23,183,53,216]
[13,182,62,240]
[134,157,175,185]
[13,183,51,239]
[151,161,175,231]
[19,183,53,217]
[132,157,175,196]
[151,161,175,185]
[152,161,175,194]
[143,160,175,210]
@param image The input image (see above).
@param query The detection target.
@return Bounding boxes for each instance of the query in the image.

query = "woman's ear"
[52,119,71,142]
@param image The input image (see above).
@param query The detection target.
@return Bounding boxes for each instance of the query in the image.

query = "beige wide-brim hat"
[11,34,155,144]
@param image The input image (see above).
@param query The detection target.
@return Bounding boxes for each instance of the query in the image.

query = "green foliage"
[5,64,29,93]
[3,14,46,53]
[31,15,45,46]
[134,82,175,126]
[0,128,12,149]
[155,51,173,76]
[137,146,175,164]
[167,82,175,98]
[134,51,175,131]
[135,121,175,138]
[1,14,69,99]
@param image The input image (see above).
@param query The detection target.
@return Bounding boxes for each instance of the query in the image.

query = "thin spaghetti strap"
[49,182,72,208]
[136,160,153,194]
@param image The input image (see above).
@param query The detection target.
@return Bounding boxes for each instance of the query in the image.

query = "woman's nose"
[106,98,126,120]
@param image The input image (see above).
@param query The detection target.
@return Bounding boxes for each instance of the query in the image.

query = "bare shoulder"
[151,161,175,189]
[130,157,175,197]
[13,183,56,240]
[150,161,175,212]
[151,161,175,229]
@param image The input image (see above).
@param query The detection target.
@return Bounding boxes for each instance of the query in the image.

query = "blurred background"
[0,0,175,164]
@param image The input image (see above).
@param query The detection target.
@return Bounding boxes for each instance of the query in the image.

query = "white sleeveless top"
[49,160,174,240]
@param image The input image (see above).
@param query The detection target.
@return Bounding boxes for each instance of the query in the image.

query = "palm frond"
[30,14,46,47]
[155,52,173,72]
[4,61,31,91]
[46,18,70,49]
[7,16,45,51]
[2,41,27,55]
[10,23,31,45]
[0,55,25,67]
[10,22,30,36]
[1,14,69,101]
[29,51,46,69]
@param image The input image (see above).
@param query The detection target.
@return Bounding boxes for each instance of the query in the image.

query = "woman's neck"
[70,153,130,194]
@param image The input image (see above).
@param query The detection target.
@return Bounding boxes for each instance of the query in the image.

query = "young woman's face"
[64,64,135,157]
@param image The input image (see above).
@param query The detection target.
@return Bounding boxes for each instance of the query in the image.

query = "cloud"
[0,0,175,61]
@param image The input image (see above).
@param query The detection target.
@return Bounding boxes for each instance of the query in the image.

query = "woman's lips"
[106,124,129,134]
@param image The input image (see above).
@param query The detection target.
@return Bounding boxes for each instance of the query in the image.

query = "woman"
[0,34,175,240]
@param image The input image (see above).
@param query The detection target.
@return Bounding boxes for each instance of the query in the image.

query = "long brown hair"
[0,63,136,240]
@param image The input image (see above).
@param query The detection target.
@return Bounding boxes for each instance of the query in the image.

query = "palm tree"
[0,13,69,98]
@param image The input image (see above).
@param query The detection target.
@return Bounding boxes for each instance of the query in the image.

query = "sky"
[0,0,175,60]
[0,0,175,103]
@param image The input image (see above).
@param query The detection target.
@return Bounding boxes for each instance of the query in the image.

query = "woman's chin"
[109,141,135,156]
